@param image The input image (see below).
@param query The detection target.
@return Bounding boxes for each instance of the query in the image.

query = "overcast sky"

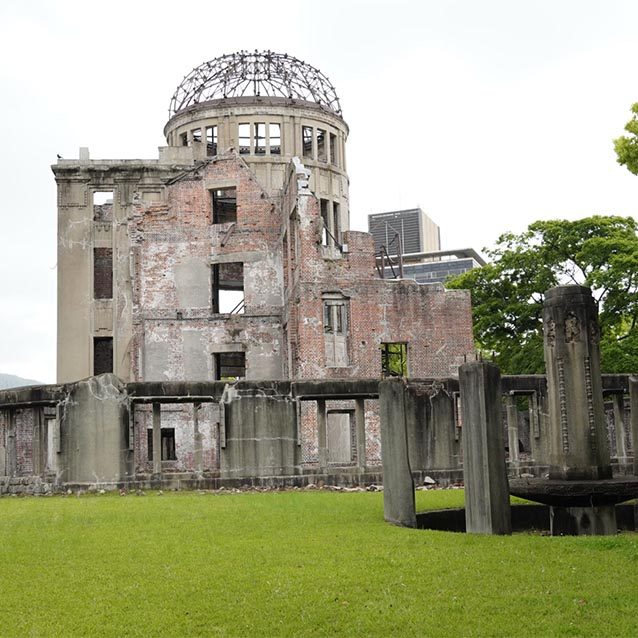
[1,0,637,383]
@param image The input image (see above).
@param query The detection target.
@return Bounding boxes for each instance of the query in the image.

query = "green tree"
[447,216,638,374]
[614,103,638,175]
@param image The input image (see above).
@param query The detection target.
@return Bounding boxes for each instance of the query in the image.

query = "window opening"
[317,129,327,161]
[180,132,188,146]
[191,128,202,143]
[206,126,218,156]
[147,428,177,461]
[93,337,113,375]
[269,123,281,154]
[93,191,113,222]
[320,199,330,246]
[212,262,244,313]
[329,133,337,166]
[381,342,408,377]
[213,352,246,381]
[93,248,113,299]
[211,187,237,224]
[254,122,266,155]
[238,123,250,154]
[323,295,349,367]
[332,202,341,245]
[302,126,313,158]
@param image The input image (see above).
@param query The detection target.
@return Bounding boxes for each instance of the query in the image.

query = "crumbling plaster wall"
[130,155,285,383]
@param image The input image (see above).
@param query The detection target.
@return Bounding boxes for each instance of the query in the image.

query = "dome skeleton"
[169,50,342,117]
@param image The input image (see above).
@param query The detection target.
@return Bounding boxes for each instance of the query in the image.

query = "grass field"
[0,489,636,637]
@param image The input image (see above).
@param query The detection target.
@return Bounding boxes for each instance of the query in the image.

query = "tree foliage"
[447,216,638,374]
[614,103,638,175]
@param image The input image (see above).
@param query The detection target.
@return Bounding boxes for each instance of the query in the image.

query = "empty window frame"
[302,126,313,158]
[180,132,188,146]
[213,352,246,381]
[211,187,237,224]
[269,123,281,154]
[147,428,177,461]
[206,126,218,156]
[212,262,244,314]
[254,122,266,155]
[93,191,113,222]
[324,295,349,367]
[329,133,338,166]
[319,199,341,247]
[320,199,330,246]
[93,337,113,375]
[191,128,202,143]
[381,342,408,377]
[93,248,113,299]
[238,123,251,154]
[332,202,341,245]
[324,300,347,335]
[317,129,327,162]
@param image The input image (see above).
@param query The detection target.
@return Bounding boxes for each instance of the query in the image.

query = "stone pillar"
[459,362,511,535]
[355,399,366,472]
[630,377,638,476]
[505,394,520,465]
[317,399,327,471]
[193,403,203,476]
[379,378,416,528]
[543,286,612,480]
[152,402,162,477]
[612,394,628,461]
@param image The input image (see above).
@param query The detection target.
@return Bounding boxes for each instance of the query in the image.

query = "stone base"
[550,505,617,536]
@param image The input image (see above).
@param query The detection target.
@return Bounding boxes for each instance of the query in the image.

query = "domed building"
[45,51,474,482]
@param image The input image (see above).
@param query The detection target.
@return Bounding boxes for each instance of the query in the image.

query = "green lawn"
[0,489,636,637]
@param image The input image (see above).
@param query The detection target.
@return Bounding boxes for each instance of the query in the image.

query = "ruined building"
[0,52,475,490]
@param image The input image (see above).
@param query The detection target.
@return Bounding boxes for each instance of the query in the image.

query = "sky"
[1,0,637,383]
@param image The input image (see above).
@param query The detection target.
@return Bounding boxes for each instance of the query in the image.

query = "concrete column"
[193,403,203,476]
[459,362,511,535]
[612,394,628,461]
[355,399,366,472]
[543,285,612,480]
[152,402,162,476]
[630,377,638,476]
[505,394,520,465]
[379,378,416,528]
[317,400,327,471]
[427,386,458,470]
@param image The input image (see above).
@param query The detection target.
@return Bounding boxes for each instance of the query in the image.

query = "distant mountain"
[0,373,44,390]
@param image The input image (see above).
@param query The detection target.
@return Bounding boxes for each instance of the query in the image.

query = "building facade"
[0,51,478,487]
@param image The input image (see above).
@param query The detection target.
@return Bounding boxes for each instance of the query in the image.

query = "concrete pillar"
[379,378,416,528]
[60,375,130,484]
[355,399,366,472]
[505,394,520,465]
[612,394,628,461]
[193,403,203,476]
[459,362,511,535]
[317,400,327,471]
[630,377,638,476]
[427,385,458,470]
[152,402,162,476]
[543,286,612,480]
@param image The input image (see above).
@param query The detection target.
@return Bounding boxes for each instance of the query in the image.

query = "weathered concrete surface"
[543,285,612,480]
[379,378,416,528]
[60,374,130,484]
[221,387,299,479]
[631,376,638,476]
[550,505,617,536]
[459,362,511,535]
